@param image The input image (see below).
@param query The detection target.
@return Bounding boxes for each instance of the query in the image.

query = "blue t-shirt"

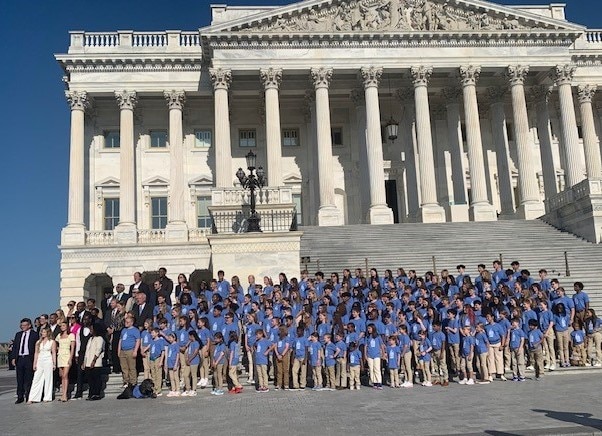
[386,345,400,369]
[254,338,272,365]
[538,310,553,332]
[187,341,200,365]
[149,337,166,360]
[573,292,590,312]
[571,329,585,345]
[509,328,527,350]
[461,336,475,357]
[444,318,460,344]
[485,322,503,345]
[324,342,337,367]
[229,341,240,366]
[141,331,152,351]
[554,313,571,332]
[430,331,446,351]
[475,332,489,354]
[120,326,141,351]
[528,328,543,350]
[276,338,289,355]
[348,349,362,367]
[365,336,383,359]
[213,343,226,364]
[166,342,179,368]
[293,337,307,359]
[335,340,347,359]
[308,340,322,366]
[398,334,412,355]
[177,327,190,347]
[419,338,432,362]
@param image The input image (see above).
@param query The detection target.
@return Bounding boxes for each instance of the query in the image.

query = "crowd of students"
[11,260,602,402]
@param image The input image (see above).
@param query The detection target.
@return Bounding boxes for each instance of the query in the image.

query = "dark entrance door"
[385,180,399,223]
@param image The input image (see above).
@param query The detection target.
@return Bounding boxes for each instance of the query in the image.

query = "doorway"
[385,180,399,223]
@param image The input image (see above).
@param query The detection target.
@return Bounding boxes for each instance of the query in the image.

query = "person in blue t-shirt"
[365,324,386,390]
[148,328,165,396]
[118,316,141,388]
[398,325,413,388]
[385,336,401,388]
[584,309,602,367]
[196,317,211,389]
[211,332,226,395]
[227,331,243,393]
[430,321,448,386]
[347,341,362,390]
[570,322,586,367]
[323,334,337,390]
[508,318,526,381]
[165,333,180,397]
[418,330,433,387]
[333,332,347,390]
[528,319,544,379]
[254,329,272,392]
[553,302,571,368]
[459,326,475,385]
[140,319,153,381]
[291,327,308,390]
[183,330,201,396]
[307,332,324,391]
[274,326,291,391]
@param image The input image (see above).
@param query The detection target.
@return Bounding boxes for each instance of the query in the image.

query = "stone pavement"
[1,370,602,436]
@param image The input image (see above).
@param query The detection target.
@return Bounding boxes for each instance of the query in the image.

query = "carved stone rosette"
[260,67,283,90]
[531,85,552,103]
[310,67,333,89]
[164,90,186,109]
[487,86,507,104]
[411,66,433,87]
[360,66,383,89]
[115,90,138,110]
[552,64,576,86]
[209,68,232,91]
[66,90,90,111]
[506,65,530,87]
[459,65,481,87]
[578,85,597,104]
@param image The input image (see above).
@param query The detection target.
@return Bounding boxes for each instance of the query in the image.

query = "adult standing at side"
[27,326,57,404]
[11,318,39,404]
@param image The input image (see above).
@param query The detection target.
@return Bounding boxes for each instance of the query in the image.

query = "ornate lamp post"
[236,150,266,232]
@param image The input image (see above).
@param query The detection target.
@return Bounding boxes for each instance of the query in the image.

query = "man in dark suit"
[132,291,153,329]
[11,318,39,404]
[100,289,114,319]
[157,267,173,305]
[114,283,130,304]
[129,272,152,306]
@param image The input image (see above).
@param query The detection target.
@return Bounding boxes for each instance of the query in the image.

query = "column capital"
[260,67,283,90]
[459,65,481,87]
[350,88,365,107]
[506,65,530,86]
[115,90,138,110]
[441,87,462,104]
[552,64,576,86]
[164,90,186,110]
[360,66,383,89]
[578,84,597,103]
[530,85,552,103]
[209,68,232,91]
[310,67,333,89]
[411,66,433,87]
[395,88,414,103]
[487,86,507,104]
[65,90,90,111]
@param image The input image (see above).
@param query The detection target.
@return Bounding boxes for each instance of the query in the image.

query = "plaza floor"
[1,369,601,435]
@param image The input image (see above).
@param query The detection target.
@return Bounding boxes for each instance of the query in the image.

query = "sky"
[0,0,600,341]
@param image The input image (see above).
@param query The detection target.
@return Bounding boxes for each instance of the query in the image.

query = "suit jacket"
[130,282,153,306]
[132,303,154,328]
[11,329,39,361]
[50,324,61,339]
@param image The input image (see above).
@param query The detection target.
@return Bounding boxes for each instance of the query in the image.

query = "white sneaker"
[188,391,197,397]
[594,363,602,367]
[197,379,203,387]
[466,379,475,385]
[549,364,556,371]
[487,376,494,382]
[500,375,507,381]
[544,364,550,370]
[458,378,467,385]
[181,391,189,397]
[526,365,534,371]
[423,381,433,387]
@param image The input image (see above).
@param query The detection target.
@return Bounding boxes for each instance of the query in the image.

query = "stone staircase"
[299,220,602,311]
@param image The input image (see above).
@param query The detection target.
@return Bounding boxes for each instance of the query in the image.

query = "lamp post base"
[246,214,262,232]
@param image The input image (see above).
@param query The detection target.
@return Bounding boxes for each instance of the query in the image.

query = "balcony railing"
[209,207,298,234]
[68,30,200,53]
[211,186,294,207]
[83,227,211,246]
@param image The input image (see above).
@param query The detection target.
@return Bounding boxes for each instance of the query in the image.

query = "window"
[104,198,119,230]
[104,131,120,148]
[292,193,303,226]
[282,128,300,147]
[239,129,256,147]
[196,196,211,228]
[331,127,343,147]
[150,130,168,148]
[194,129,212,148]
[151,197,168,229]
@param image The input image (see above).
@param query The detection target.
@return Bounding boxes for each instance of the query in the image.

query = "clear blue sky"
[0,0,599,341]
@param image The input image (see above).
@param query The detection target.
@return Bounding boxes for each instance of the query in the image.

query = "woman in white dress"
[28,326,57,403]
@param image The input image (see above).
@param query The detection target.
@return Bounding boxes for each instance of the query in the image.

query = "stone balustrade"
[188,228,211,242]
[84,227,212,246]
[85,231,115,246]
[211,186,293,207]
[68,30,200,53]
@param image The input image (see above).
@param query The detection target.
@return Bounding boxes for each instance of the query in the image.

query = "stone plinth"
[208,231,302,282]
[418,205,446,223]
[470,203,498,222]
[446,204,470,223]
[114,222,138,244]
[61,224,86,246]
[368,205,394,225]
[318,206,343,226]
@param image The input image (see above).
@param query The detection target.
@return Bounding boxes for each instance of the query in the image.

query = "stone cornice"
[56,56,203,74]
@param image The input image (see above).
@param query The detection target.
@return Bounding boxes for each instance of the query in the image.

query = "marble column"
[507,66,545,219]
[531,85,559,201]
[396,89,420,220]
[411,66,445,223]
[114,90,138,244]
[552,65,584,188]
[578,85,602,179]
[459,65,496,221]
[260,68,283,187]
[210,68,233,188]
[164,90,188,241]
[310,67,342,226]
[360,66,394,224]
[351,88,370,222]
[487,87,515,218]
[62,91,89,245]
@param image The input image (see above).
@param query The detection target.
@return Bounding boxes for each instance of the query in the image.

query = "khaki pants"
[460,355,473,380]
[257,364,268,388]
[447,343,460,377]
[571,343,586,365]
[246,349,255,381]
[200,352,210,381]
[478,352,489,380]
[336,358,347,388]
[503,345,511,370]
[543,330,556,367]
[275,352,291,389]
[419,359,431,382]
[556,330,570,365]
[229,364,241,388]
[142,354,151,380]
[292,358,307,389]
[510,348,525,377]
[312,365,323,389]
[367,357,382,385]
[169,368,180,392]
[401,352,413,383]
[587,332,602,364]
[432,350,448,382]
[487,343,504,376]
[119,349,137,386]
[149,359,163,394]
[349,366,361,388]
[531,346,544,377]
[214,363,224,389]
[179,351,189,387]
[389,368,400,386]
[325,365,336,389]
[183,363,198,392]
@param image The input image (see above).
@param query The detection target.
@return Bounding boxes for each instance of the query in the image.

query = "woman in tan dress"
[56,321,75,401]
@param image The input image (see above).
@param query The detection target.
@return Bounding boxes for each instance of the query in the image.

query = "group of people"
[11,261,602,403]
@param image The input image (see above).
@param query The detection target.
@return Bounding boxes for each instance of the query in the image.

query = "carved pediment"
[142,176,169,187]
[208,0,582,34]
[95,177,120,187]
[283,173,303,184]
[189,174,214,186]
